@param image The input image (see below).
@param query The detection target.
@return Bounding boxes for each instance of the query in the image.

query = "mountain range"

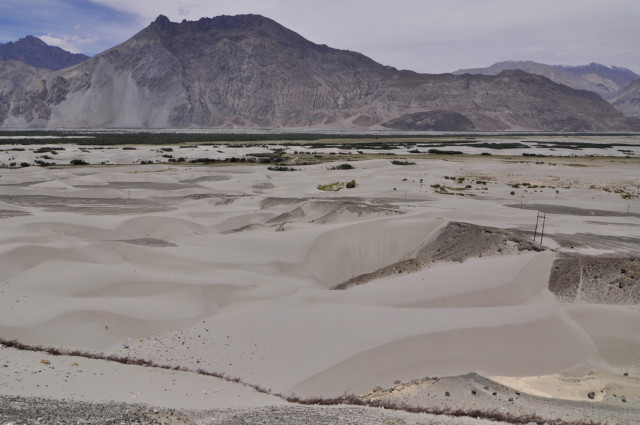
[454,61,637,99]
[0,36,89,71]
[0,15,639,131]
[608,78,640,118]
[455,60,640,118]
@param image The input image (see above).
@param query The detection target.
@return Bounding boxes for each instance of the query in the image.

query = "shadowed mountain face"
[610,77,640,118]
[564,63,638,91]
[454,61,638,100]
[0,15,638,130]
[382,111,476,131]
[0,36,89,70]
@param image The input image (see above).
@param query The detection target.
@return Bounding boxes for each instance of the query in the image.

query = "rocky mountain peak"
[149,14,172,30]
[144,13,317,53]
[14,35,48,48]
[154,14,171,24]
[0,35,89,70]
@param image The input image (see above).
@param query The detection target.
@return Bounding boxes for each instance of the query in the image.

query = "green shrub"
[317,181,355,191]
[268,166,298,171]
[328,163,354,170]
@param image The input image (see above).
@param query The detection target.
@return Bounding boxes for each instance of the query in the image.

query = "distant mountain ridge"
[454,60,638,100]
[610,77,640,118]
[0,15,638,131]
[0,36,89,70]
[563,62,638,89]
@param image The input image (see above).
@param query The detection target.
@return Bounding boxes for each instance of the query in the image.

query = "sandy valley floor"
[0,145,639,424]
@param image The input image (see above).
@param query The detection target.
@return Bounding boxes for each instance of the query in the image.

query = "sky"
[0,0,638,74]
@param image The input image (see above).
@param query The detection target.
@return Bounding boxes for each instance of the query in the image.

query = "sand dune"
[291,314,598,396]
[1,155,639,422]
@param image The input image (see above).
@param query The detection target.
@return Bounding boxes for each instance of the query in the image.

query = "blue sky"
[0,0,639,74]
[0,0,144,55]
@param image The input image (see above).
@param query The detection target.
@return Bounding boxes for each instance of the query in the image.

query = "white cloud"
[38,35,95,53]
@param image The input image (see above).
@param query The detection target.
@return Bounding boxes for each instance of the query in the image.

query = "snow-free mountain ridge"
[0,15,638,131]
[0,36,89,71]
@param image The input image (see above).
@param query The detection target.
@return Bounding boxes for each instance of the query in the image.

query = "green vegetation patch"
[327,163,354,170]
[317,180,357,191]
[268,166,298,171]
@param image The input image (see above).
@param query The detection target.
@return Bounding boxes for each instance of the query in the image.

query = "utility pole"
[539,213,546,244]
[533,212,546,244]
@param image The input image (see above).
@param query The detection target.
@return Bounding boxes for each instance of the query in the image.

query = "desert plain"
[0,135,639,424]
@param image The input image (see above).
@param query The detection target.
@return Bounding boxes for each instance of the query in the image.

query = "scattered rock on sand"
[549,253,640,304]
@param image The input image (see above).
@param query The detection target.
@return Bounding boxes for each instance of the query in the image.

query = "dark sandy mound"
[259,197,304,209]
[549,253,640,304]
[0,195,174,215]
[111,238,177,247]
[382,111,475,131]
[265,199,403,225]
[220,223,271,234]
[333,222,545,289]
[507,204,640,218]
[0,209,30,218]
[551,232,640,255]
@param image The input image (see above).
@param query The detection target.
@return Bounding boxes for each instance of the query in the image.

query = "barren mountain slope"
[610,77,640,118]
[0,15,637,130]
[454,60,638,100]
[0,36,89,70]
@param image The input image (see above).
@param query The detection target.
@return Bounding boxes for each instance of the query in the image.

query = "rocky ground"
[549,254,640,303]
[1,395,521,425]
[363,372,640,425]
